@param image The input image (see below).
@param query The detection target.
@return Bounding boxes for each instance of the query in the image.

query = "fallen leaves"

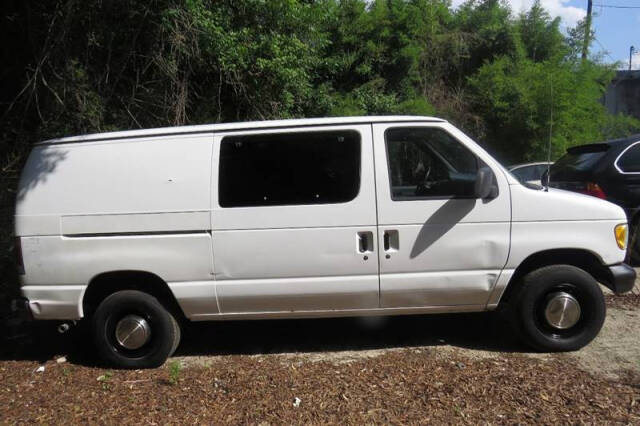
[0,350,639,424]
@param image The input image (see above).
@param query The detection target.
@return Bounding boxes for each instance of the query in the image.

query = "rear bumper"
[602,263,636,295]
[10,297,33,321]
[20,285,85,320]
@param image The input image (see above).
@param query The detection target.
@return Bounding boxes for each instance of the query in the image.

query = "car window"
[511,165,536,182]
[385,127,478,200]
[554,144,609,172]
[219,130,361,207]
[617,143,640,173]
[535,164,549,179]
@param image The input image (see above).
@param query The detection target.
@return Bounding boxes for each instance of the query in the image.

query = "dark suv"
[547,134,640,261]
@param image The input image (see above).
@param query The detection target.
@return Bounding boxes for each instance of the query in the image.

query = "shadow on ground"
[0,312,529,367]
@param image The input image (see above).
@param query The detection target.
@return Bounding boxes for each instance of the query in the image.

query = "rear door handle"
[383,230,399,252]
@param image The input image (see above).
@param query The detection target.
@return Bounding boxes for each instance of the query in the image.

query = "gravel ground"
[1,295,640,424]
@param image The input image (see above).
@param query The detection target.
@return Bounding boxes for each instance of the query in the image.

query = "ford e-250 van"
[14,116,636,368]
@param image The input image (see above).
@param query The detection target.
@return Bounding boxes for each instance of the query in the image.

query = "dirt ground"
[1,293,640,424]
[173,295,640,381]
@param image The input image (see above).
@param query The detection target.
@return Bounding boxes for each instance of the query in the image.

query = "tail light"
[14,237,25,275]
[583,182,606,199]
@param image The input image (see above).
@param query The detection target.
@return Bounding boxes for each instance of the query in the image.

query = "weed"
[97,371,113,390]
[168,360,182,385]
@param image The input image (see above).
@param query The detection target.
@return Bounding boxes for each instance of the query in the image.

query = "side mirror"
[474,167,498,199]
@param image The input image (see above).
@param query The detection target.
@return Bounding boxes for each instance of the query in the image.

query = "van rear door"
[210,125,379,314]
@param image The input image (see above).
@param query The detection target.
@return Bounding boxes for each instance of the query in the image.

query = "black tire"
[169,314,181,357]
[92,290,180,369]
[510,265,605,352]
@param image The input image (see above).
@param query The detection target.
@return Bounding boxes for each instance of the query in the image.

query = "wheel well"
[82,270,185,320]
[499,249,610,306]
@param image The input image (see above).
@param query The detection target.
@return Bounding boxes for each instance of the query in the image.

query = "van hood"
[511,184,627,222]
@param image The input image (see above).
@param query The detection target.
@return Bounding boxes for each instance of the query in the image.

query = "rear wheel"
[509,265,605,352]
[92,290,181,369]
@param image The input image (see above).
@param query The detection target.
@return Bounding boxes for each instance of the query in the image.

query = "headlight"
[615,224,628,250]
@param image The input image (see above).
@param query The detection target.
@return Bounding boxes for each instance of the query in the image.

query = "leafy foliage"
[468,58,617,162]
[2,0,638,162]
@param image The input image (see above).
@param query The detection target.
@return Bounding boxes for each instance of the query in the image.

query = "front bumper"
[603,263,636,295]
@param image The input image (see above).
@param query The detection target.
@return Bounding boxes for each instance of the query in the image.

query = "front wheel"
[92,290,181,369]
[509,265,605,352]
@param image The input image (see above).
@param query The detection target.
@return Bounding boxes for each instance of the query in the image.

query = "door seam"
[371,123,382,308]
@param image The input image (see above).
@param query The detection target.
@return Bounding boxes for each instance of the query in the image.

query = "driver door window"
[386,128,478,200]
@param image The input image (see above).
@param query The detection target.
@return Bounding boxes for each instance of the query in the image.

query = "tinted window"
[617,143,640,173]
[554,144,608,172]
[219,130,360,207]
[385,127,478,200]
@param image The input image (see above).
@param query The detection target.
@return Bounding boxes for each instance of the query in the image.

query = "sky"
[451,0,640,70]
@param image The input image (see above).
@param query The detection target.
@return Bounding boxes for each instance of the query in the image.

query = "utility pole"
[631,46,636,71]
[581,0,593,60]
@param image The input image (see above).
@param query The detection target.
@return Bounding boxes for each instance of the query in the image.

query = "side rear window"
[617,143,640,173]
[218,130,361,207]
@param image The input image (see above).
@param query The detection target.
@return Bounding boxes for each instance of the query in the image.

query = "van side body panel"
[16,134,213,235]
[508,184,627,267]
[485,183,628,309]
[16,134,216,319]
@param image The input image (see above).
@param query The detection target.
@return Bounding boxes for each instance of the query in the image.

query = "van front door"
[211,125,379,315]
[373,123,511,310]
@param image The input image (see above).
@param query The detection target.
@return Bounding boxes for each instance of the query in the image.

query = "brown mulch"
[1,350,638,424]
[606,294,640,310]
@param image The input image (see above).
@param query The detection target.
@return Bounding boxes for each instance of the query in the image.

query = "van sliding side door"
[210,125,380,314]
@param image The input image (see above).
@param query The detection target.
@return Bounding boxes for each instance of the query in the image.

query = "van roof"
[39,115,446,145]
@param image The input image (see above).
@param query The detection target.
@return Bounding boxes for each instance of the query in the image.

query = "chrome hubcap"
[115,315,151,350]
[544,291,581,330]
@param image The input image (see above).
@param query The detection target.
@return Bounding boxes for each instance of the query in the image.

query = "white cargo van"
[14,116,635,368]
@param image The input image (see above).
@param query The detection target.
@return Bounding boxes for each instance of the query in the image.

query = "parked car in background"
[547,134,640,262]
[508,162,553,186]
